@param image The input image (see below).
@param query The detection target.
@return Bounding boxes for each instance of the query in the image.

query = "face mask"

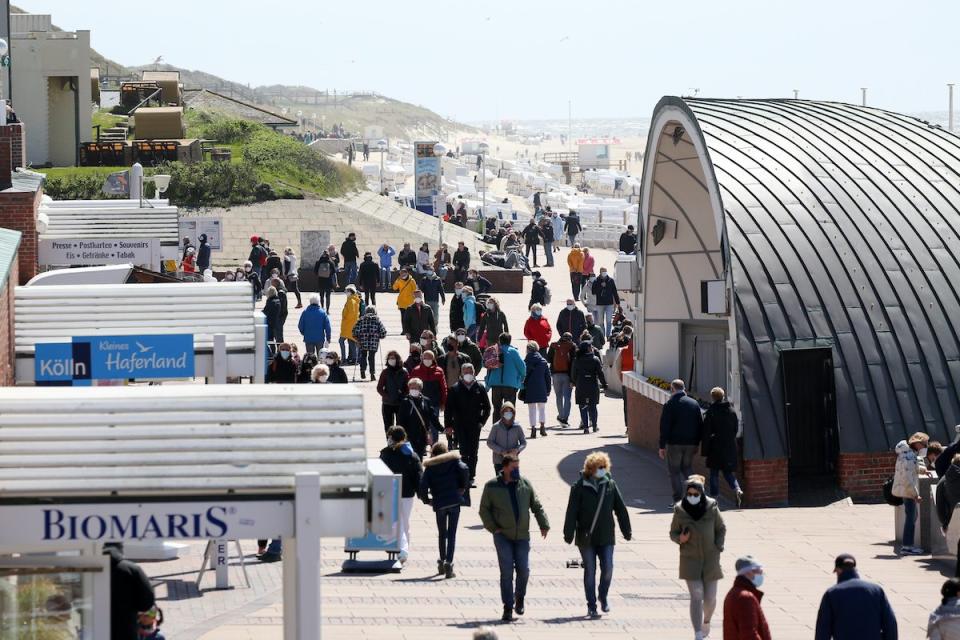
[455,289,463,296]
[244,266,252,272]
[751,574,765,588]
[503,411,514,421]
[324,358,334,365]
[594,468,607,479]
[420,338,430,346]
[686,494,701,505]
[422,358,434,366]
[280,351,290,359]
[387,358,397,367]
[566,304,575,311]
[401,274,409,280]
[409,389,421,398]
[531,311,541,318]
[463,373,475,383]
[509,467,520,480]
[414,297,423,304]
[600,272,608,279]
[317,376,328,383]
[457,335,466,343]
[486,303,495,311]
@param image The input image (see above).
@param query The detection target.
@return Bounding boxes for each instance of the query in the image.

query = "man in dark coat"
[444,363,491,484]
[398,379,442,457]
[450,283,466,332]
[105,545,156,640]
[936,426,960,477]
[340,232,360,284]
[571,341,606,433]
[401,292,437,341]
[453,242,471,283]
[936,454,960,576]
[380,426,422,562]
[618,225,637,254]
[814,554,897,640]
[196,233,211,271]
[702,386,744,506]
[454,328,482,370]
[658,379,703,504]
[397,242,418,270]
[357,252,380,305]
[556,299,586,341]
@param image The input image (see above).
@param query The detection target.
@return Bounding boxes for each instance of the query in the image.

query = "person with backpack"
[521,341,551,439]
[380,426,422,564]
[419,441,470,579]
[249,235,268,281]
[529,272,550,309]
[282,247,302,308]
[485,333,527,418]
[480,298,509,349]
[563,451,632,619]
[547,332,576,427]
[571,340,606,434]
[314,248,337,311]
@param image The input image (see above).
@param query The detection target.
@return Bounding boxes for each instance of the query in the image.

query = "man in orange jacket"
[567,243,584,299]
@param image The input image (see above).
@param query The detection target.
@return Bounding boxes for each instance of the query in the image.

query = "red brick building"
[0,123,42,285]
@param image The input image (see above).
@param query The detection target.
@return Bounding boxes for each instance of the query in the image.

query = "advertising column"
[414,141,440,216]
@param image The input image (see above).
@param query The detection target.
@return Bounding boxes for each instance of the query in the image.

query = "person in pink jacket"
[581,248,596,277]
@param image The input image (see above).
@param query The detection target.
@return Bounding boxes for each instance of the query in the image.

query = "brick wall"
[838,451,896,500]
[0,190,39,284]
[0,260,17,386]
[743,458,788,506]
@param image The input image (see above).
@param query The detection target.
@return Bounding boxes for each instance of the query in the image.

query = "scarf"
[681,495,707,521]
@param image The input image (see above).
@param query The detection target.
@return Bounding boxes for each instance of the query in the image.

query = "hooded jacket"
[340,293,361,340]
[482,307,509,343]
[567,247,584,273]
[419,451,470,511]
[456,336,482,370]
[380,441,422,498]
[814,569,897,640]
[298,303,332,345]
[563,473,631,547]
[928,597,960,640]
[937,463,960,528]
[462,294,478,328]
[377,363,409,406]
[106,547,156,640]
[486,419,527,465]
[419,273,446,303]
[723,575,772,640]
[485,343,526,389]
[892,439,921,500]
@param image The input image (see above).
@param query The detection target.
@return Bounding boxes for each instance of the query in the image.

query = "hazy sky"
[15,0,960,122]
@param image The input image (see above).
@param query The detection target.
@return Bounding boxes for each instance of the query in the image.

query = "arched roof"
[650,97,960,458]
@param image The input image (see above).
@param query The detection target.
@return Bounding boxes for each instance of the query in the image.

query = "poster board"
[179,217,222,251]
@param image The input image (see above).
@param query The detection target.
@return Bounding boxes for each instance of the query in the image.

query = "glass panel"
[0,570,91,640]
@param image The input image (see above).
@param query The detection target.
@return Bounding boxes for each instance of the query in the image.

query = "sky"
[14,0,960,123]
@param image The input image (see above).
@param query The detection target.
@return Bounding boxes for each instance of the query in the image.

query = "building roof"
[183,89,297,127]
[651,97,960,457]
[0,228,22,290]
[5,169,45,194]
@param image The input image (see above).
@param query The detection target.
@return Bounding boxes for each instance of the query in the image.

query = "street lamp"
[0,39,8,126]
[433,143,448,245]
[478,142,490,224]
[377,138,387,195]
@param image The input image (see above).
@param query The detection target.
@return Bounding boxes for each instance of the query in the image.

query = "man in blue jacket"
[377,243,396,290]
[658,379,703,504]
[297,293,332,356]
[815,554,897,640]
[485,333,527,417]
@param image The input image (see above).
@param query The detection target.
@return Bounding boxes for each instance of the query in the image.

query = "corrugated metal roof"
[39,204,180,242]
[654,97,960,457]
[0,228,22,290]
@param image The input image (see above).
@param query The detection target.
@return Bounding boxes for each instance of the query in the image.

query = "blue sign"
[414,141,440,216]
[35,334,195,384]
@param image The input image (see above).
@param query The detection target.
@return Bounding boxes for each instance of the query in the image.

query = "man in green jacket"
[478,454,550,622]
[563,451,632,618]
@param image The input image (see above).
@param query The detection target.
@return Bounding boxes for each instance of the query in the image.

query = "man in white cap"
[723,555,771,640]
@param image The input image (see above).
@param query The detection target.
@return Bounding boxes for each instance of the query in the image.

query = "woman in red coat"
[523,303,553,358]
[723,556,772,640]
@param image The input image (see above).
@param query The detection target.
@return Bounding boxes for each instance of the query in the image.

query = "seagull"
[136,342,154,354]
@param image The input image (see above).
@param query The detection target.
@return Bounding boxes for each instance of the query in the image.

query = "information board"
[38,238,159,268]
[35,334,195,384]
[179,217,223,251]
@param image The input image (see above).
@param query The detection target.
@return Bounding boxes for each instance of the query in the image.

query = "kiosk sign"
[35,334,195,384]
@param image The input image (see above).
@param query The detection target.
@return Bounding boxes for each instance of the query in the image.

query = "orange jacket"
[567,248,584,273]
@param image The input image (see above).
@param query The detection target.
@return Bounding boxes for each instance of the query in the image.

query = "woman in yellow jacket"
[340,285,361,365]
[393,268,417,310]
[567,243,585,299]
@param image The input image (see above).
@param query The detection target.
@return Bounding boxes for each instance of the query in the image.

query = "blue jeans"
[597,304,615,337]
[344,261,358,284]
[339,337,357,363]
[709,469,741,497]
[579,403,598,427]
[379,266,391,288]
[580,544,614,609]
[904,498,917,548]
[552,373,572,422]
[543,241,554,266]
[436,507,460,562]
[493,534,530,607]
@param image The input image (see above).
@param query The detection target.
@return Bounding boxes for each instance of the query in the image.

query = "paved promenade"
[144,247,948,639]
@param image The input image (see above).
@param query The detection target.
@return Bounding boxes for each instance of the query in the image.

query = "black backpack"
[882,477,903,506]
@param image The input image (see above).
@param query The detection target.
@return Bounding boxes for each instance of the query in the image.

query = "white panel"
[643,322,680,380]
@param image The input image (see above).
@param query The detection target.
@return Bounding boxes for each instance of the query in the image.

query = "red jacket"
[723,575,771,640]
[620,340,634,381]
[410,363,448,410]
[523,316,553,349]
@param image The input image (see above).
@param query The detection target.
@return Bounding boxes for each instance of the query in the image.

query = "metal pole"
[379,149,384,194]
[861,87,867,107]
[949,84,955,132]
[792,89,799,100]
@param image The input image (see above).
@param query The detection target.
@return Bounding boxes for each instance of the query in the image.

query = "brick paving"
[143,247,951,639]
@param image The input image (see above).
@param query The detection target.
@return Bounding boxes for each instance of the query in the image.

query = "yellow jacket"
[567,248,584,273]
[393,275,417,309]
[340,293,361,340]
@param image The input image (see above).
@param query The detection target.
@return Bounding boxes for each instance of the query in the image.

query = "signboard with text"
[179,217,223,251]
[35,334,195,384]
[414,141,440,216]
[38,238,160,268]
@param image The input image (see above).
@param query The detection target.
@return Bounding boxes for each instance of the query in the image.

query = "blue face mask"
[509,468,520,481]
[751,574,764,588]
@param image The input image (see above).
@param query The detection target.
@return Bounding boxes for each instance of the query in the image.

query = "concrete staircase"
[190,191,493,268]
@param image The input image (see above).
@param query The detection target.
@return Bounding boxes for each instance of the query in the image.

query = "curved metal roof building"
[639,97,960,463]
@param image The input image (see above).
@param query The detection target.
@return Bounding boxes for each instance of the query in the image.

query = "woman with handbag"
[563,452,632,618]
[398,377,442,457]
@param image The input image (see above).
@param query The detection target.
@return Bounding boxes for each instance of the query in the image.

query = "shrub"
[188,111,261,144]
[160,161,260,208]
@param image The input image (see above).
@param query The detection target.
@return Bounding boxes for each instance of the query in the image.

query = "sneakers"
[599,598,610,613]
[900,545,924,556]
[587,607,601,619]
[501,606,514,622]
[443,562,456,579]
[514,597,525,615]
[558,418,569,427]
[539,424,547,437]
[398,551,408,564]
[735,489,744,509]
[695,632,704,640]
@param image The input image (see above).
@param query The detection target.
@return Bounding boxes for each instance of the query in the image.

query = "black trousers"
[360,349,377,377]
[458,425,482,480]
[382,404,401,432]
[364,289,376,306]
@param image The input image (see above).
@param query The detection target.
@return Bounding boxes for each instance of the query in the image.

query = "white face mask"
[686,494,701,505]
[919,447,928,459]
[594,468,607,479]
[463,374,475,383]
[387,358,397,367]
[422,358,434,366]
[414,297,423,304]
[456,335,466,343]
[502,411,514,421]
[486,303,495,311]
[420,338,430,346]
[409,389,421,398]
[280,351,291,359]
[566,304,575,311]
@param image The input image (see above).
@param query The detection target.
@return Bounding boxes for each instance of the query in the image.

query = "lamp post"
[433,143,447,245]
[478,141,489,225]
[377,138,387,195]
[0,39,8,127]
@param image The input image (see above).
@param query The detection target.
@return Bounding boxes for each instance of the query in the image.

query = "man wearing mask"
[455,327,483,370]
[466,269,492,295]
[723,556,772,640]
[584,313,605,352]
[420,266,446,322]
[591,268,621,337]
[556,298,586,342]
[618,225,637,255]
[398,242,418,270]
[402,290,437,342]
[446,363,492,484]
[546,332,576,427]
[453,241,471,283]
[450,282,466,332]
[479,453,550,623]
[340,232,360,285]
[197,233,211,272]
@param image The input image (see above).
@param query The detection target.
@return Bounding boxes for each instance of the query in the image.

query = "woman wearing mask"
[267,342,298,383]
[571,340,607,434]
[298,353,319,383]
[486,402,527,475]
[563,452,632,618]
[523,303,553,359]
[670,475,726,640]
[310,363,330,383]
[521,341,551,439]
[411,350,448,426]
[377,350,409,431]
[323,351,349,384]
[438,336,471,391]
[242,260,262,301]
[262,286,283,346]
[283,247,302,308]
[404,343,423,374]
[481,297,509,349]
[419,441,470,579]
[393,268,417,311]
[339,285,361,366]
[580,273,598,318]
[418,330,443,357]
[399,378,442,457]
[380,426,422,564]
[893,431,930,556]
[462,286,478,341]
